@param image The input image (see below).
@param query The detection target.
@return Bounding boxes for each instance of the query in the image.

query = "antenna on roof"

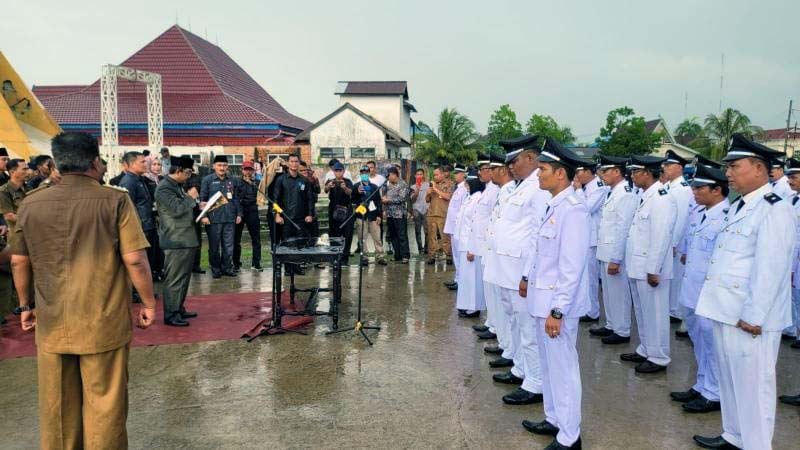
[188,17,192,31]
[205,28,208,40]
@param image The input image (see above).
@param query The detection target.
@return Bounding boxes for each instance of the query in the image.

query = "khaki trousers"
[37,345,129,450]
[425,216,451,258]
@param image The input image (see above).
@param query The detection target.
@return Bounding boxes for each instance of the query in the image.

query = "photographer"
[325,162,356,264]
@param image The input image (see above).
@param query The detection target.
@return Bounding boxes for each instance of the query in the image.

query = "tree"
[486,104,522,154]
[525,114,576,145]
[414,108,480,165]
[595,107,662,156]
[674,117,703,138]
[700,108,763,160]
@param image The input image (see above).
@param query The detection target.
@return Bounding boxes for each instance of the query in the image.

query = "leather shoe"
[602,333,630,345]
[493,371,523,385]
[192,268,206,274]
[791,340,800,349]
[165,318,190,327]
[675,329,690,338]
[670,316,682,324]
[682,396,720,413]
[781,332,796,341]
[180,311,198,319]
[579,315,599,323]
[472,324,490,332]
[521,419,559,436]
[620,352,646,363]
[476,330,497,339]
[589,327,613,337]
[447,283,458,291]
[503,387,542,405]
[444,280,456,287]
[222,271,237,277]
[692,435,740,449]
[459,310,480,318]
[483,345,503,355]
[778,393,800,406]
[670,388,701,403]
[635,360,667,373]
[489,357,514,368]
[545,437,582,449]
[212,273,222,279]
[426,258,436,265]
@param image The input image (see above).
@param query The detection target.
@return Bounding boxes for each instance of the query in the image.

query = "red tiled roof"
[763,128,800,141]
[34,25,310,131]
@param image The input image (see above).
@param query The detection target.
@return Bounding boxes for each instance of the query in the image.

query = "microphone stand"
[326,179,386,345]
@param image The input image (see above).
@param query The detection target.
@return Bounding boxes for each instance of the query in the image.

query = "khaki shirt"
[0,180,27,248]
[12,174,150,354]
[426,179,453,218]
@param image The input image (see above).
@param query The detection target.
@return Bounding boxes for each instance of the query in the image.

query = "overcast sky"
[5,0,799,142]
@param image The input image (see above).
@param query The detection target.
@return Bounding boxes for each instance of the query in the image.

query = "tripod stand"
[326,181,383,345]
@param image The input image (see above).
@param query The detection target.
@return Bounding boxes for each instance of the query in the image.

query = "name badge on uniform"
[226,192,233,200]
[300,183,306,191]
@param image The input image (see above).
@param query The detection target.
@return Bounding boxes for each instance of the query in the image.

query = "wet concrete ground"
[1,259,798,449]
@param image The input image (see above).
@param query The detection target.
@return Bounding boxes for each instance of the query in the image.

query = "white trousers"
[497,284,517,361]
[586,248,601,319]
[713,321,780,450]
[536,317,581,447]
[669,252,684,318]
[450,236,460,281]
[630,278,671,366]
[499,288,541,392]
[456,253,485,312]
[483,280,505,340]
[600,261,632,336]
[788,288,800,340]
[684,306,719,401]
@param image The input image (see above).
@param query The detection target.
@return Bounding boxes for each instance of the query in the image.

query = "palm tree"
[414,108,480,164]
[674,117,703,138]
[702,108,763,160]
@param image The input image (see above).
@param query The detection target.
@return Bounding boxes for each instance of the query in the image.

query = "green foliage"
[414,108,480,165]
[486,104,522,154]
[674,117,703,138]
[595,107,662,156]
[525,114,576,145]
[701,108,763,160]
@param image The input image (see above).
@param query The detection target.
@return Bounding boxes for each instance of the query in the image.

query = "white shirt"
[625,181,678,280]
[444,181,468,235]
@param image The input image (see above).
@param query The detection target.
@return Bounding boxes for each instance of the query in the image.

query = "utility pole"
[718,54,725,112]
[684,92,688,119]
[785,99,793,155]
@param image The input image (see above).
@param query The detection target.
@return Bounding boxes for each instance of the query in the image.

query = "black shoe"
[602,333,631,345]
[476,330,497,339]
[448,283,458,291]
[489,357,514,368]
[635,360,667,373]
[446,258,453,265]
[459,310,480,319]
[683,396,721,413]
[589,327,613,337]
[544,437,582,450]
[180,311,198,319]
[212,273,222,279]
[781,333,796,341]
[521,419,559,436]
[670,388,701,403]
[792,340,800,349]
[252,266,263,272]
[192,268,206,274]
[778,393,800,406]
[426,258,436,265]
[483,345,503,355]
[233,265,241,272]
[670,316,682,324]
[620,352,646,363]
[472,324,490,332]
[222,271,237,277]
[675,329,690,338]
[503,387,543,405]
[493,371,523,385]
[165,318,190,327]
[579,315,599,323]
[692,435,739,449]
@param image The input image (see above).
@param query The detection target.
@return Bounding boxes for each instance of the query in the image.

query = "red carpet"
[0,291,312,360]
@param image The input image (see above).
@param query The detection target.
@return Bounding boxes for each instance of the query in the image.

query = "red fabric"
[0,291,311,360]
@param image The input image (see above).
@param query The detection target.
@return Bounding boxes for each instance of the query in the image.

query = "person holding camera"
[325,162,356,264]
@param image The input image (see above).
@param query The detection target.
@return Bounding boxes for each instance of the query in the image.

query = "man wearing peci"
[200,155,242,279]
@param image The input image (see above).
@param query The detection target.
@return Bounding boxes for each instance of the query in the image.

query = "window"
[350,147,375,158]
[320,147,345,159]
[267,153,289,163]
[226,154,245,165]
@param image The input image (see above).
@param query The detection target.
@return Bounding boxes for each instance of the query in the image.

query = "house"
[294,81,415,164]
[760,128,800,157]
[644,118,701,159]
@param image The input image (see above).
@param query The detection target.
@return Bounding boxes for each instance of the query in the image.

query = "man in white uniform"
[620,155,677,374]
[669,164,729,414]
[589,155,638,345]
[483,134,550,406]
[455,169,485,318]
[573,161,609,322]
[662,150,694,324]
[443,164,468,288]
[769,156,794,199]
[693,134,795,450]
[778,157,800,408]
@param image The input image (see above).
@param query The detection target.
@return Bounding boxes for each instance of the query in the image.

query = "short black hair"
[366,160,376,166]
[439,165,452,173]
[168,164,183,174]
[122,151,143,166]
[142,149,151,157]
[299,161,308,168]
[160,147,170,154]
[547,161,575,181]
[51,132,100,173]
[288,153,300,161]
[415,168,425,174]
[33,155,53,168]
[386,166,399,176]
[7,159,25,172]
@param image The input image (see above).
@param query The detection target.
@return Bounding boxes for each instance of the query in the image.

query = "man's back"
[13,174,150,354]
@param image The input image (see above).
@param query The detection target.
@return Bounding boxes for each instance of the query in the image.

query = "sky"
[4,0,799,143]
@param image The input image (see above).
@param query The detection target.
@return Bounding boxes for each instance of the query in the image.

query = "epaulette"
[25,183,52,196]
[764,192,781,204]
[680,181,689,187]
[596,180,603,187]
[104,184,129,193]
[658,189,668,196]
[723,208,730,214]
[624,186,632,192]
[566,195,579,206]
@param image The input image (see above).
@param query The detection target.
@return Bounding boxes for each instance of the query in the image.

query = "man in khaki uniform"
[11,132,157,450]
[0,158,28,247]
[425,165,454,264]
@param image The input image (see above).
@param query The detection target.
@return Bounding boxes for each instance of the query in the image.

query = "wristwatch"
[550,308,563,320]
[18,305,34,312]
[521,276,529,282]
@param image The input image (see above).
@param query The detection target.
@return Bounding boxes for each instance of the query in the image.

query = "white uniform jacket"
[695,184,796,331]
[455,191,481,245]
[679,199,730,309]
[483,181,516,268]
[667,176,693,248]
[791,194,800,289]
[772,176,794,200]
[443,181,468,235]
[482,170,551,290]
[596,182,637,264]
[576,176,609,247]
[625,181,677,280]
[466,182,499,258]
[527,186,590,319]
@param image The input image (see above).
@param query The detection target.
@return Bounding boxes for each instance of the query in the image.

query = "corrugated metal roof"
[337,81,408,99]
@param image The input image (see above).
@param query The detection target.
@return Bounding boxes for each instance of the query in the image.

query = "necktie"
[793,196,798,206]
[545,205,551,215]
[606,191,612,199]
[735,199,745,213]
[700,214,706,224]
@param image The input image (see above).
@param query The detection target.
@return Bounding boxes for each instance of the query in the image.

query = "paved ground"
[1,259,798,449]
